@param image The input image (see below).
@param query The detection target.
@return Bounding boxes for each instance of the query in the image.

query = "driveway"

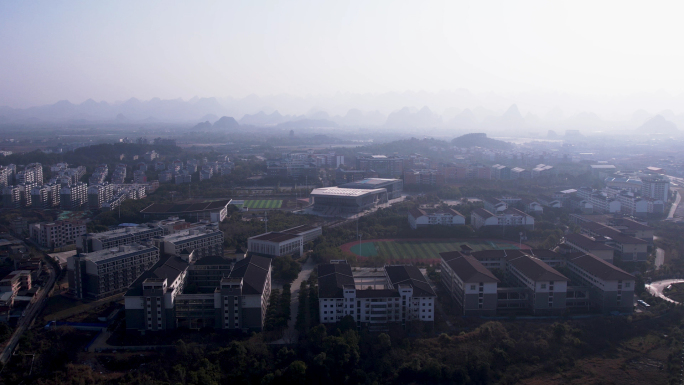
[646,279,684,304]
[655,248,665,269]
[273,256,316,344]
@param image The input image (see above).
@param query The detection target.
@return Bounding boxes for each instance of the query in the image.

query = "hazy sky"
[2,0,684,108]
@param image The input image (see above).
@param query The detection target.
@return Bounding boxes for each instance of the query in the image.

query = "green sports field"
[243,200,283,209]
[346,239,521,261]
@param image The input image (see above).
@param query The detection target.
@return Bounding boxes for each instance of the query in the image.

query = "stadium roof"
[339,178,400,188]
[140,199,232,214]
[310,187,386,197]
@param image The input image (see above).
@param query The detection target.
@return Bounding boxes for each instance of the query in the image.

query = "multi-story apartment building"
[159,170,173,183]
[186,255,233,290]
[491,164,511,180]
[248,232,303,257]
[318,262,436,329]
[0,270,31,295]
[566,253,635,313]
[510,167,530,179]
[2,185,21,208]
[111,164,127,184]
[641,176,669,202]
[576,187,621,213]
[77,225,165,252]
[133,170,147,184]
[29,220,87,249]
[403,169,445,186]
[0,166,13,188]
[68,243,159,299]
[125,254,271,332]
[29,185,46,209]
[440,251,499,316]
[175,172,192,184]
[280,224,323,244]
[154,225,224,260]
[88,183,115,209]
[561,233,615,263]
[505,254,569,315]
[408,208,466,229]
[89,164,109,185]
[247,225,322,257]
[603,187,660,217]
[531,164,554,178]
[145,151,159,161]
[356,155,404,178]
[577,222,649,262]
[60,182,88,210]
[445,248,634,315]
[17,163,43,185]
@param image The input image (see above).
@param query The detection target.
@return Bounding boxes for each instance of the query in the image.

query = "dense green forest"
[4,305,684,384]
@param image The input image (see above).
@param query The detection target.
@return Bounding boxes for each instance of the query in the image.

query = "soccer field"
[344,239,521,262]
[243,200,283,209]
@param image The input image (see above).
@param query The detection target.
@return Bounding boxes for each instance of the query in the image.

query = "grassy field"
[345,239,521,261]
[243,200,283,209]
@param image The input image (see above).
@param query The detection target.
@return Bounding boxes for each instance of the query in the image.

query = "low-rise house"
[471,208,535,230]
[408,208,466,229]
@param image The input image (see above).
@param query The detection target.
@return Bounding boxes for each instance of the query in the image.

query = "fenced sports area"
[340,238,526,264]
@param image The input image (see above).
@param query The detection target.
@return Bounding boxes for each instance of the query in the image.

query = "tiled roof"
[564,233,614,251]
[385,265,436,297]
[440,251,499,283]
[140,199,231,214]
[567,253,634,281]
[228,255,271,295]
[125,255,189,297]
[506,254,568,282]
[472,208,494,219]
[318,263,354,298]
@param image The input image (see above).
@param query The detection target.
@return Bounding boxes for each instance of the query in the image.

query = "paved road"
[0,261,57,364]
[283,257,316,342]
[668,189,681,219]
[646,279,684,304]
[655,248,665,269]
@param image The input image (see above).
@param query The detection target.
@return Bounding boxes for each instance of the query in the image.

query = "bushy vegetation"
[7,307,684,384]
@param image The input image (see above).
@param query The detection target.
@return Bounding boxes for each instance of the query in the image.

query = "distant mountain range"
[637,115,678,133]
[451,133,513,150]
[1,95,684,136]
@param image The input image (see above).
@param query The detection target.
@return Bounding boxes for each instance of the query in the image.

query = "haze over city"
[3,1,684,120]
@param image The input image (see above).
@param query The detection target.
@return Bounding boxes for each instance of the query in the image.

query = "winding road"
[0,260,56,364]
[645,279,684,304]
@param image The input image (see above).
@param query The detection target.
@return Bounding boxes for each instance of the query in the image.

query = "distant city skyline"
[2,1,684,112]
